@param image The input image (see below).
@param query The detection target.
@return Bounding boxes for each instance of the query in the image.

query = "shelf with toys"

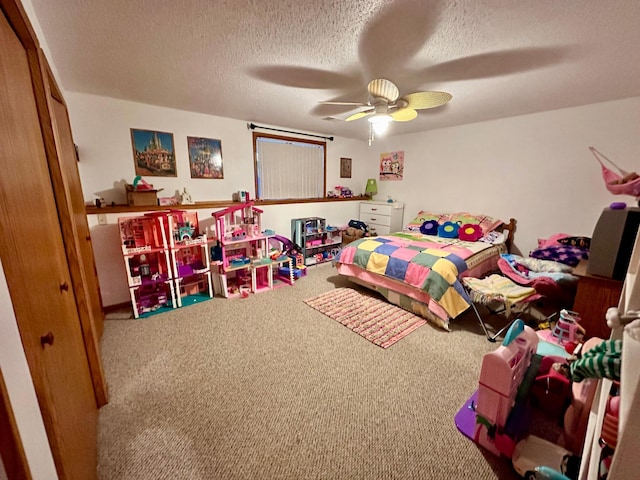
[291,217,342,266]
[211,200,297,298]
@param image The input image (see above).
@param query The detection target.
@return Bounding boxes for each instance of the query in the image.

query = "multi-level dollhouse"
[211,201,295,298]
[165,210,214,307]
[118,210,214,317]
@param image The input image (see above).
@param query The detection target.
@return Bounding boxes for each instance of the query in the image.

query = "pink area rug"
[304,288,426,348]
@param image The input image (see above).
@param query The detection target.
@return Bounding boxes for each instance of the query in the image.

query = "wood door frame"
[0,369,32,480]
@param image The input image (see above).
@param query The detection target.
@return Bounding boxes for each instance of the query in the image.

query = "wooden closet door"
[0,9,97,480]
[46,72,108,407]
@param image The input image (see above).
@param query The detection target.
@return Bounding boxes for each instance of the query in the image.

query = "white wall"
[67,93,369,206]
[371,97,640,256]
[69,93,640,306]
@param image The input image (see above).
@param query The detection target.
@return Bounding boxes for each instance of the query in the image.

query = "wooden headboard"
[498,218,517,252]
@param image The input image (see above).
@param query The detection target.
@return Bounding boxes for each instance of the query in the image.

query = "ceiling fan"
[320,78,452,137]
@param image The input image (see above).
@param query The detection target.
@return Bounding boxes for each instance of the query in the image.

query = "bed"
[334,211,517,332]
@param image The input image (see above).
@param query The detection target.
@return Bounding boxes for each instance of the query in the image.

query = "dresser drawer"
[368,224,392,236]
[360,203,394,216]
[360,212,391,227]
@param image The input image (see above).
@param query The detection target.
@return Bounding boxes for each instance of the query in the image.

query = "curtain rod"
[247,122,334,141]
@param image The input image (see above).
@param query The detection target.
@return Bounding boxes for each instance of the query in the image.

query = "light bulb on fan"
[368,113,392,135]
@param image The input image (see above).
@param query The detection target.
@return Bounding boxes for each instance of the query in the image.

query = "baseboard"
[103,301,132,314]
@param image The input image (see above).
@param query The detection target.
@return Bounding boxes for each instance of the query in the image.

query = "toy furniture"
[455,321,540,458]
[212,202,295,298]
[537,309,585,347]
[456,320,597,471]
[473,321,539,457]
[291,217,342,266]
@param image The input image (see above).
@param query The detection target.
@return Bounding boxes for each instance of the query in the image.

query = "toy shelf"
[291,217,342,266]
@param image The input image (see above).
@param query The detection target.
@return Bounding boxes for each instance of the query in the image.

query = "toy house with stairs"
[211,201,295,298]
[118,210,214,317]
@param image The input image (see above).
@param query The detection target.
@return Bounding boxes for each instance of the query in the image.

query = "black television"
[587,207,640,280]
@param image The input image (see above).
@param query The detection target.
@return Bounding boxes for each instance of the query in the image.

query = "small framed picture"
[187,136,224,179]
[340,157,352,178]
[130,129,177,177]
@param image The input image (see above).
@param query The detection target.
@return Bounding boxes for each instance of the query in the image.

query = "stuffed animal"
[343,226,366,244]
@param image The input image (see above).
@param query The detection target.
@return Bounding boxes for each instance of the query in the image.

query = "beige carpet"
[99,263,527,479]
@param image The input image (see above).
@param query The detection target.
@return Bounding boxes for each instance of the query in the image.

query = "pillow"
[479,231,506,245]
[405,211,450,231]
[458,223,483,242]
[558,236,591,250]
[438,221,460,238]
[518,256,575,274]
[537,233,570,249]
[529,245,588,267]
[420,219,440,235]
[448,212,503,235]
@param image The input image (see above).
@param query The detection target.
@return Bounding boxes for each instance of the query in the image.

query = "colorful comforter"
[335,232,503,328]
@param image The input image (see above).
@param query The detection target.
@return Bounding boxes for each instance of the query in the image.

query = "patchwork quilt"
[335,232,498,322]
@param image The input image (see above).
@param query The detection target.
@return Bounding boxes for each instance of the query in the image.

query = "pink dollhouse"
[211,201,294,298]
[118,210,214,317]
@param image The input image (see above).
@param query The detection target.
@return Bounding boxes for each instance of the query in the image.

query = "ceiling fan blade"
[390,108,418,122]
[367,79,399,102]
[403,91,452,110]
[346,110,374,122]
[319,101,369,106]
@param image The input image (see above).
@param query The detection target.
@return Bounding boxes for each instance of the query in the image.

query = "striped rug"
[304,287,426,348]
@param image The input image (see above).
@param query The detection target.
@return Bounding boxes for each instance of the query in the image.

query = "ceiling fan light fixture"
[368,113,392,135]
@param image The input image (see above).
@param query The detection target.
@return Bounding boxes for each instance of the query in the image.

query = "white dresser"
[359,201,404,236]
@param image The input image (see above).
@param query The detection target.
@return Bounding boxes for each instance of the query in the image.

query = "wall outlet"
[97,214,108,225]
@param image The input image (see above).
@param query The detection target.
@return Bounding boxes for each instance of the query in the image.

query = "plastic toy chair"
[551,310,585,345]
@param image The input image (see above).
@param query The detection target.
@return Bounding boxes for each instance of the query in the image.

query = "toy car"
[512,435,579,479]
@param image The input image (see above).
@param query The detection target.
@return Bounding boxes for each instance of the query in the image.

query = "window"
[253,132,326,200]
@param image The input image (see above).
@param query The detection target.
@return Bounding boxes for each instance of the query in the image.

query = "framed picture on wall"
[187,136,224,179]
[379,150,404,181]
[130,129,177,177]
[340,157,352,178]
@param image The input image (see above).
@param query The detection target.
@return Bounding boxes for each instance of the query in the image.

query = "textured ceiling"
[29,0,640,141]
